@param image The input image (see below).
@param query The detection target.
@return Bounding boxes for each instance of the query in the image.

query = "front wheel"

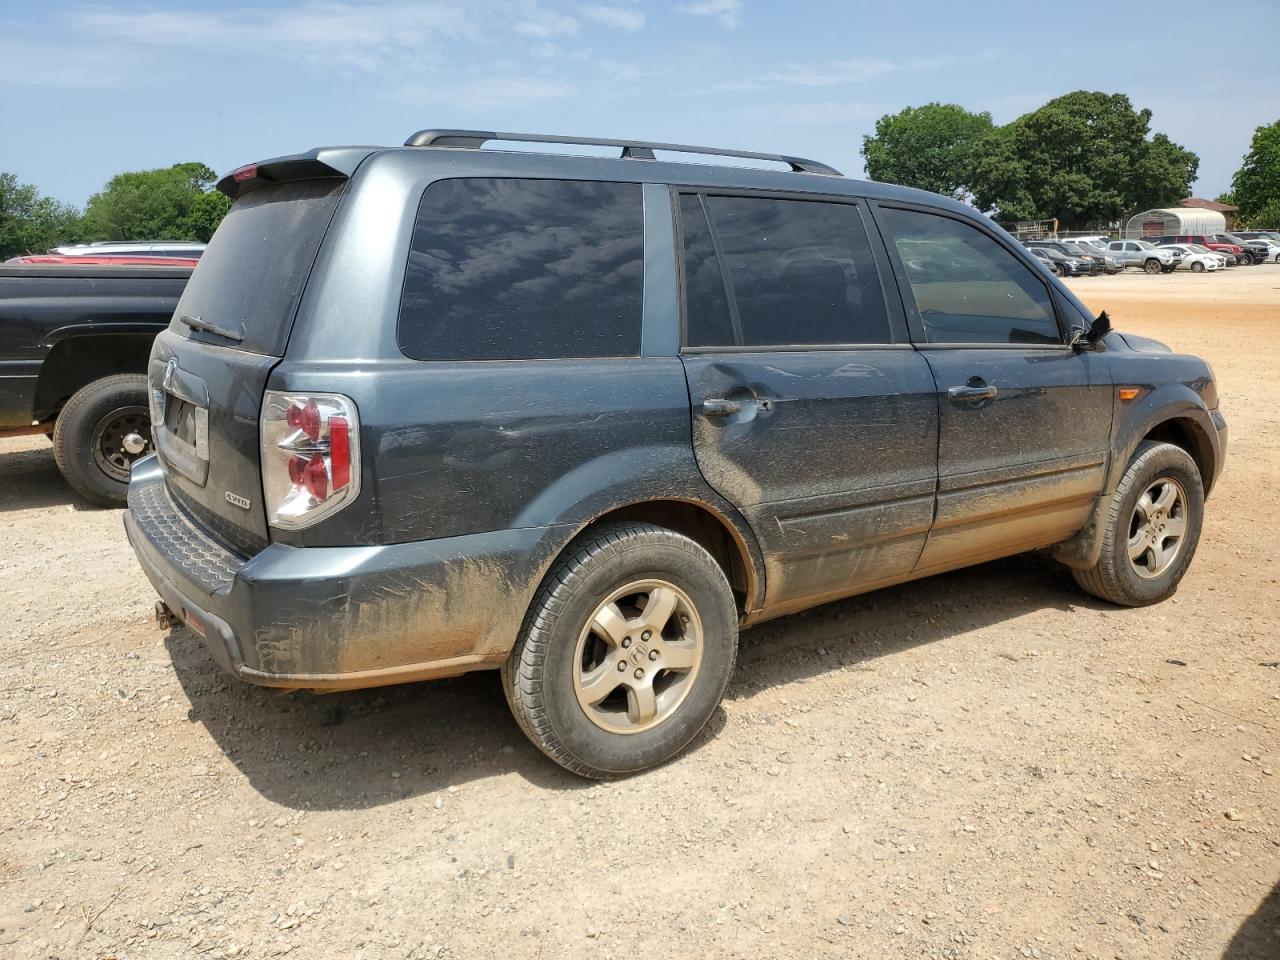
[1191,261,1205,273]
[1071,441,1204,606]
[51,374,153,507]
[1143,259,1162,275]
[503,523,739,778]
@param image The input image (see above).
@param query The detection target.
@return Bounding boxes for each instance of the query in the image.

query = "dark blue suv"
[124,131,1227,777]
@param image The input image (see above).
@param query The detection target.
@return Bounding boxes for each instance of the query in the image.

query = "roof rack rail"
[403,129,842,176]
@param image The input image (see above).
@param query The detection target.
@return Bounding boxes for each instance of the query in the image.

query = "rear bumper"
[124,456,564,690]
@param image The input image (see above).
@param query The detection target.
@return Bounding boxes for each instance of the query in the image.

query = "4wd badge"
[225,491,251,511]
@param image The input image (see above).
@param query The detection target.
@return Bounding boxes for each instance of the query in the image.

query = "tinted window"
[880,207,1060,345]
[398,178,643,361]
[681,194,890,347]
[678,195,735,347]
[172,179,343,356]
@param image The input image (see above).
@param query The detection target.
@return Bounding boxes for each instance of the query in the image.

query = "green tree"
[861,103,994,199]
[83,162,228,242]
[1231,120,1280,227]
[0,173,86,259]
[968,92,1198,227]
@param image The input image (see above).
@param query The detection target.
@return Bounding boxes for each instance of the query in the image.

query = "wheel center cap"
[629,642,649,666]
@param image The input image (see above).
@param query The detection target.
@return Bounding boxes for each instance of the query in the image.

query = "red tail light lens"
[261,392,360,530]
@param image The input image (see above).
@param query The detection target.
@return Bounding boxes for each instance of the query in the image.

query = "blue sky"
[2,0,1276,207]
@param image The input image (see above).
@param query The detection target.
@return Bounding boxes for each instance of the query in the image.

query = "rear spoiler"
[216,146,378,200]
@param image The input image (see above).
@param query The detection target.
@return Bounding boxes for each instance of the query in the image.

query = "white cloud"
[73,2,478,73]
[397,75,575,109]
[513,2,580,37]
[580,4,645,31]
[709,51,999,93]
[680,0,743,29]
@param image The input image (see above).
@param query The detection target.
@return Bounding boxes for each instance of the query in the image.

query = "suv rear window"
[398,178,644,361]
[170,179,343,356]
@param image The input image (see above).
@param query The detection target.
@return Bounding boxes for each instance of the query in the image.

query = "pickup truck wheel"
[502,522,738,779]
[1143,259,1162,275]
[52,374,152,507]
[1071,441,1204,607]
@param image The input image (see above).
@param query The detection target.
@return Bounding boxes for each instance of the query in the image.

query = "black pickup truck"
[0,264,192,505]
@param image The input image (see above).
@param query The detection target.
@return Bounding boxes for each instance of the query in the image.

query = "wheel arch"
[1140,416,1216,494]
[34,331,155,422]
[557,498,765,617]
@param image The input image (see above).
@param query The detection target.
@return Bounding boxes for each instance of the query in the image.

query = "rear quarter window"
[397,178,644,361]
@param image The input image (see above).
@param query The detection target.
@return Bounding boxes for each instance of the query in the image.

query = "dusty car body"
[124,131,1227,776]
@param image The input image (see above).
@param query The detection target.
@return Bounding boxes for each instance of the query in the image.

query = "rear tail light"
[260,392,360,529]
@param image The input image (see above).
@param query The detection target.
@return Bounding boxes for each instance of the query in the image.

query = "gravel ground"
[1,267,1277,959]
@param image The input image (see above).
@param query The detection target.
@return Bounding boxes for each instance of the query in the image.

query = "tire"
[502,522,739,778]
[51,374,153,507]
[1071,441,1204,607]
[1191,261,1205,273]
[1143,259,1162,275]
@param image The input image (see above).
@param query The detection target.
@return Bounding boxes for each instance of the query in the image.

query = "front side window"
[398,178,644,361]
[679,193,890,348]
[880,207,1061,345]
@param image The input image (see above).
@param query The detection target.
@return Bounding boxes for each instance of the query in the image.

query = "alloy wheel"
[1127,477,1188,579]
[572,579,704,734]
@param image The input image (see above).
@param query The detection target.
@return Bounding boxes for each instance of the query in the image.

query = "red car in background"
[5,254,201,267]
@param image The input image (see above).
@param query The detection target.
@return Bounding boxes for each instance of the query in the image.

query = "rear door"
[872,203,1113,575]
[676,191,938,610]
[150,176,345,554]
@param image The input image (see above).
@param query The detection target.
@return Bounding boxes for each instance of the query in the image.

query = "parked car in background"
[1027,245,1093,276]
[51,241,206,259]
[1246,237,1280,262]
[1178,243,1231,269]
[1149,234,1247,265]
[1069,235,1112,246]
[1106,239,1180,273]
[1234,230,1280,243]
[6,254,201,267]
[1217,232,1272,265]
[1026,239,1123,274]
[0,263,193,504]
[122,129,1227,777]
[1155,244,1222,272]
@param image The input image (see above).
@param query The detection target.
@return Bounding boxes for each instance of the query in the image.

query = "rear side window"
[880,207,1060,345]
[681,194,891,348]
[171,179,343,356]
[398,178,644,361]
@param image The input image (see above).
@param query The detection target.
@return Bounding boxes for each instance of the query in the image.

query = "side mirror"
[1070,310,1112,350]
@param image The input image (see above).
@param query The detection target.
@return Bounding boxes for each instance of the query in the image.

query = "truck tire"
[1071,441,1204,607]
[52,374,153,507]
[1143,259,1162,275]
[503,522,738,779]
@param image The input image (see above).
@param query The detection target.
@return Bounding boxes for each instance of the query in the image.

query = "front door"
[873,203,1114,576]
[675,191,938,612]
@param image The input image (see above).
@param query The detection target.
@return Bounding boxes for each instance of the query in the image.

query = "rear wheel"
[1071,441,1204,606]
[503,522,738,778]
[1191,261,1205,273]
[51,374,153,507]
[1143,259,1162,275]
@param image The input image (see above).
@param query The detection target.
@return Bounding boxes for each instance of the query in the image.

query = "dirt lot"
[2,268,1277,960]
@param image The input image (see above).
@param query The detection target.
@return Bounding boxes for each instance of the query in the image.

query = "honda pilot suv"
[125,130,1227,778]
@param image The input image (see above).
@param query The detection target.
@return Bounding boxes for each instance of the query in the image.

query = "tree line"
[861,92,1280,230]
[0,162,230,260]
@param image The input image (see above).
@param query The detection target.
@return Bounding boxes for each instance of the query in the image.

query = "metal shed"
[1125,208,1226,239]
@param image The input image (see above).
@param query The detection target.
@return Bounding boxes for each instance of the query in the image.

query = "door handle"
[947,382,998,402]
[702,398,743,417]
